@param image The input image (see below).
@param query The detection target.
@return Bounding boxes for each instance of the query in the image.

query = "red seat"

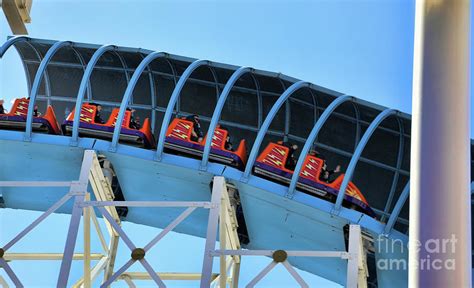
[65,103,98,123]
[165,118,247,169]
[0,98,60,134]
[63,104,155,148]
[255,142,370,207]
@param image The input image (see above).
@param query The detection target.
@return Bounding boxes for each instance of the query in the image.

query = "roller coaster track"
[0,37,417,287]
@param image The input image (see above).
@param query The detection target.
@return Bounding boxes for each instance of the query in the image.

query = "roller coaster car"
[164,118,247,170]
[62,104,155,148]
[254,142,376,217]
[0,98,61,134]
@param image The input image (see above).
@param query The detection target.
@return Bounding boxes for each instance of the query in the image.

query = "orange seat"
[255,142,370,207]
[65,103,97,123]
[165,118,247,169]
[10,98,30,116]
[166,118,197,142]
[63,104,155,148]
[66,105,134,128]
[202,125,247,164]
[327,175,369,204]
[0,98,60,134]
[256,143,291,172]
[105,109,132,128]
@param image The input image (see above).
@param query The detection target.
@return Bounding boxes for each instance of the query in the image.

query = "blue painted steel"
[0,131,409,286]
[110,51,167,151]
[155,59,211,160]
[24,41,73,141]
[201,66,253,169]
[384,182,410,234]
[334,109,398,212]
[71,45,117,145]
[242,81,311,179]
[286,95,352,198]
[0,36,30,57]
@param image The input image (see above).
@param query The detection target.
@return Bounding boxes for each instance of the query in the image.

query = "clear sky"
[1,0,417,117]
[0,0,471,287]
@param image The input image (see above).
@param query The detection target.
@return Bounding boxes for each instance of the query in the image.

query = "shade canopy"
[5,36,452,235]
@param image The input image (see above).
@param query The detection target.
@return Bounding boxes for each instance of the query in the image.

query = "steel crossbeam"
[0,150,119,288]
[0,151,367,288]
[205,225,365,288]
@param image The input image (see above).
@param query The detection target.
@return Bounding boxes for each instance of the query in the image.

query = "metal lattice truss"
[0,150,368,287]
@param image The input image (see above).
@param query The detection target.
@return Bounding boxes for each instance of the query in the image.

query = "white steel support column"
[200,177,224,287]
[410,1,471,287]
[83,193,91,288]
[103,234,119,284]
[346,225,361,288]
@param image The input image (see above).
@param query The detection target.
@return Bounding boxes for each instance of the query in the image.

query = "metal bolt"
[131,248,146,260]
[272,250,287,263]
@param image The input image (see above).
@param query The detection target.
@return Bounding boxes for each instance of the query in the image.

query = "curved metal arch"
[242,81,311,179]
[38,46,85,104]
[286,95,353,198]
[207,66,220,97]
[32,42,84,101]
[135,50,180,126]
[209,65,220,99]
[351,101,361,147]
[70,44,118,145]
[381,118,405,222]
[274,76,293,141]
[165,58,178,85]
[162,58,179,114]
[155,59,212,160]
[23,41,43,62]
[308,88,320,126]
[70,46,92,102]
[384,181,410,234]
[2,38,45,101]
[177,62,220,114]
[24,40,73,141]
[70,46,88,69]
[0,37,48,105]
[115,51,131,85]
[200,66,254,169]
[249,73,262,128]
[110,51,168,151]
[134,52,157,129]
[333,108,399,212]
[0,36,30,57]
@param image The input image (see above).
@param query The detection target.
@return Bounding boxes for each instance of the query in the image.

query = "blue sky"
[1,0,417,116]
[0,0,470,287]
